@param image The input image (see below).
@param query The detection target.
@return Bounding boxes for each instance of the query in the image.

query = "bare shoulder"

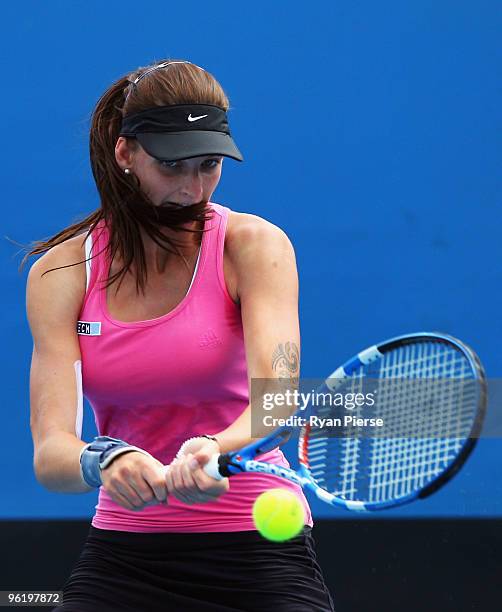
[224,211,297,304]
[30,232,88,275]
[225,210,294,258]
[27,231,89,309]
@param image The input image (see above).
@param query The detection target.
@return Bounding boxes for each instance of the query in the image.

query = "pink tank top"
[77,202,313,532]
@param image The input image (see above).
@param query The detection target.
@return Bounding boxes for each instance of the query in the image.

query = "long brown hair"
[18,59,230,295]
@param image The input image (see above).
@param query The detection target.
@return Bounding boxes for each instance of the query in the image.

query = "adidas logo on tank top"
[198,328,222,349]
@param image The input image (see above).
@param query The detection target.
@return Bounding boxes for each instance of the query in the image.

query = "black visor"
[119,104,243,162]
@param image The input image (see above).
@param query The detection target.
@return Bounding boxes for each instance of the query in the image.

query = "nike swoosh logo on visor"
[187,114,208,122]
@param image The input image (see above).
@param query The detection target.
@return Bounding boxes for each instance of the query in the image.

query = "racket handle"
[203,453,224,480]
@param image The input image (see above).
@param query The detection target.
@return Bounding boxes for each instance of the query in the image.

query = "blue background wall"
[1,1,500,518]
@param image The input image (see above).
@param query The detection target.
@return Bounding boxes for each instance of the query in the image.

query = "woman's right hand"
[100,451,169,511]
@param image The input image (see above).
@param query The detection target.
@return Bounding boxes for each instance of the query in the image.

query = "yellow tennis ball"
[252,488,305,542]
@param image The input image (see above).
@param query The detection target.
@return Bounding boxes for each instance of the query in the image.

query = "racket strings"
[303,341,480,503]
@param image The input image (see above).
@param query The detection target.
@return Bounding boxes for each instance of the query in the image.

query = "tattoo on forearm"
[272,342,299,383]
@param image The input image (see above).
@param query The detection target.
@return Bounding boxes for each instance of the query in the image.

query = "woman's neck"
[141,221,203,274]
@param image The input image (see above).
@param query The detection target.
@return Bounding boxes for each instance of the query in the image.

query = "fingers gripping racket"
[203,333,487,511]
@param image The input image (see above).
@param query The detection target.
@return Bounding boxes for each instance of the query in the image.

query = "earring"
[124,168,131,175]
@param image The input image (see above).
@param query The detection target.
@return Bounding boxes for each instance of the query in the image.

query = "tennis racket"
[203,332,487,511]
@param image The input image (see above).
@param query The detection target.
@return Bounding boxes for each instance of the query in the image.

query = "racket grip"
[203,454,224,480]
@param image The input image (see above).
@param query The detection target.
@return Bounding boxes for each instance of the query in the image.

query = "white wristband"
[176,436,219,459]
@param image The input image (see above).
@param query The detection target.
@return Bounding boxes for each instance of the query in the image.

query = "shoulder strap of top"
[84,231,93,293]
[83,219,108,299]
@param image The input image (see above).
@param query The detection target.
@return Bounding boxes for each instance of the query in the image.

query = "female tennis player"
[25,59,335,611]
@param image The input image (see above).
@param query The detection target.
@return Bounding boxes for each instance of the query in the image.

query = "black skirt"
[52,525,335,612]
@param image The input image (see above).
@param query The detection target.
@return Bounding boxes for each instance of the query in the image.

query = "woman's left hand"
[164,437,229,505]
